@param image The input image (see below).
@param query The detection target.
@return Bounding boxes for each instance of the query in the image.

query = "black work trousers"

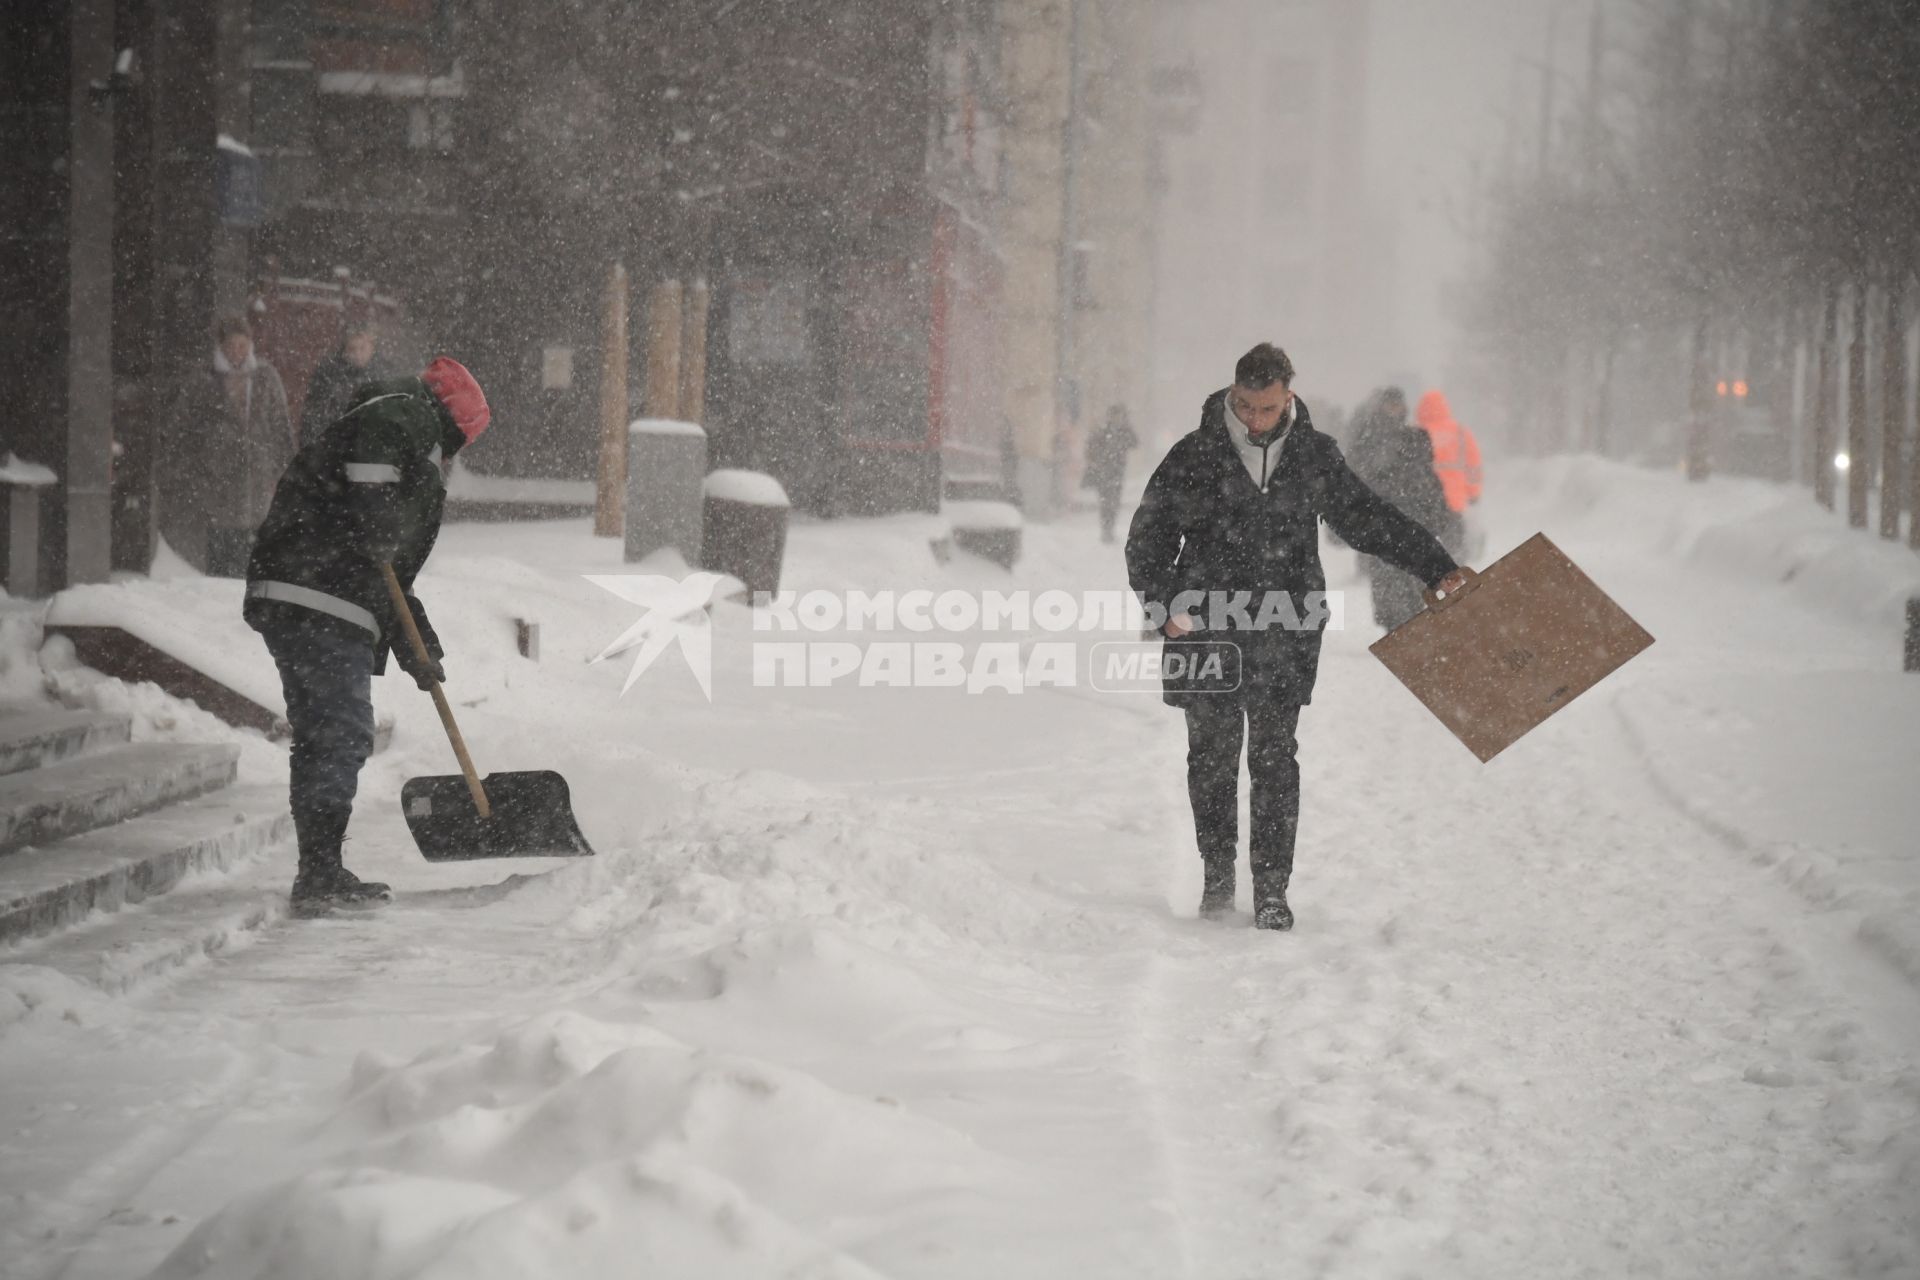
[1182,696,1302,895]
[256,608,377,871]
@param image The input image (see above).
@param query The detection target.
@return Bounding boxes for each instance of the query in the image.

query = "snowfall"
[3,451,1919,1280]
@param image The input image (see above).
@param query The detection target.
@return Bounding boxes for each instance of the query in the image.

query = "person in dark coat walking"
[1346,386,1460,630]
[161,314,296,575]
[1083,404,1139,542]
[301,320,386,444]
[243,356,490,913]
[1125,344,1469,931]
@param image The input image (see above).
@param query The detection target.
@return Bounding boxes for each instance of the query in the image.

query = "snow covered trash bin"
[701,469,789,599]
[1369,532,1653,762]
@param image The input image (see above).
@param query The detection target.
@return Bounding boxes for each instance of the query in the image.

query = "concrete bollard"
[701,469,790,599]
[624,419,706,565]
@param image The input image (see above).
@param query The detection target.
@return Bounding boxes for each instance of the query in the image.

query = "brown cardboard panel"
[1369,533,1654,762]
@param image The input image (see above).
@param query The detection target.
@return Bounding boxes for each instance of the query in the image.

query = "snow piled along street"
[4,457,1919,1280]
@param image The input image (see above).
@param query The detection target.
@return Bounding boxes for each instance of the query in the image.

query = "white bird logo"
[585,572,729,700]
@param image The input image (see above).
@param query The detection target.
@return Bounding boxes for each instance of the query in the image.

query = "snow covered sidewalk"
[3,459,1918,1279]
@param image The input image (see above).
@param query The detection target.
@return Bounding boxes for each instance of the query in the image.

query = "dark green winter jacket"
[243,377,462,670]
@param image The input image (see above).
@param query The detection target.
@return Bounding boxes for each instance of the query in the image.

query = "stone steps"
[0,710,131,777]
[0,782,291,947]
[2,832,294,991]
[0,742,239,855]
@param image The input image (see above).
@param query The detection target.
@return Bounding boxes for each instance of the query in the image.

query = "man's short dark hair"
[1234,343,1294,390]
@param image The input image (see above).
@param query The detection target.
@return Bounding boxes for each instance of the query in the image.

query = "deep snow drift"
[3,456,1918,1279]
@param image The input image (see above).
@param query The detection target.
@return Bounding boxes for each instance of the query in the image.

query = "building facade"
[1145,0,1385,435]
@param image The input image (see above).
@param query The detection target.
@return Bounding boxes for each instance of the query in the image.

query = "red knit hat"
[422,356,490,444]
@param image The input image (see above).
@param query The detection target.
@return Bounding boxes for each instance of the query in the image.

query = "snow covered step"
[2,835,294,992]
[0,783,290,947]
[0,743,238,854]
[0,710,130,777]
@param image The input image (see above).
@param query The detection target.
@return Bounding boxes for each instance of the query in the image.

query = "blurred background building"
[1,0,1164,587]
[1143,0,1384,435]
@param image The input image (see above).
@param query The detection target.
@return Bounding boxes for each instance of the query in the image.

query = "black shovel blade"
[399,771,596,861]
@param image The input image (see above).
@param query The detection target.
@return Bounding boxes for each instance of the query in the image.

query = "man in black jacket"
[1125,345,1468,931]
[244,356,490,914]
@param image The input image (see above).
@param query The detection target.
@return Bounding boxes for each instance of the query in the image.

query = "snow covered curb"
[1612,676,1920,994]
[1511,456,1920,632]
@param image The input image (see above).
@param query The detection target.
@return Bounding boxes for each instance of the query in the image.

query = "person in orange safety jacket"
[1413,390,1483,515]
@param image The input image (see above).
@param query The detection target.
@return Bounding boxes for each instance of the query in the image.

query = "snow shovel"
[381,564,595,861]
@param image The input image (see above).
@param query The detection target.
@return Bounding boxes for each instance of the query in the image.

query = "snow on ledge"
[629,418,706,438]
[703,469,789,508]
[942,499,1023,532]
[0,453,57,487]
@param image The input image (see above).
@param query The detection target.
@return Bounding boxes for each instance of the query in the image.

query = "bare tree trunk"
[1686,313,1711,482]
[1881,276,1906,539]
[1848,281,1871,528]
[1910,372,1920,548]
[1813,283,1837,508]
[1594,334,1617,457]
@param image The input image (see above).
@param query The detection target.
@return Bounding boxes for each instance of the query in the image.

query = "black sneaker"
[1253,895,1294,931]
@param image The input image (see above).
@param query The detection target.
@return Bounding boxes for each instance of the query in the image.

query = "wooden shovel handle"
[380,563,491,819]
[1423,565,1482,610]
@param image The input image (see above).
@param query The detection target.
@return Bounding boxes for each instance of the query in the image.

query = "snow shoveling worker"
[243,357,490,913]
[1125,344,1471,932]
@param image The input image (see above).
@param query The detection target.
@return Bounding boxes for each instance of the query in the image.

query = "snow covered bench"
[943,499,1023,569]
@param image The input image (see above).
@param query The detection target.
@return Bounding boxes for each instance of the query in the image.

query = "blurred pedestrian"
[1083,404,1138,542]
[1348,387,1458,629]
[303,318,386,443]
[162,313,294,575]
[1414,389,1484,551]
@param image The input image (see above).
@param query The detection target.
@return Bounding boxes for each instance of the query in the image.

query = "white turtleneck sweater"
[1225,394,1296,492]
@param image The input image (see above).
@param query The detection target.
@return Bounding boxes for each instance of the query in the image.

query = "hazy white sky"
[1367,0,1569,387]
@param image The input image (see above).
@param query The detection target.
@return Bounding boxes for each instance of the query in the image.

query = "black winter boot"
[291,815,388,914]
[1198,856,1235,919]
[1253,876,1293,932]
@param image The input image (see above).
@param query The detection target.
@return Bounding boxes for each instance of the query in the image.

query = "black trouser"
[1097,487,1122,541]
[257,608,377,872]
[1182,696,1302,895]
